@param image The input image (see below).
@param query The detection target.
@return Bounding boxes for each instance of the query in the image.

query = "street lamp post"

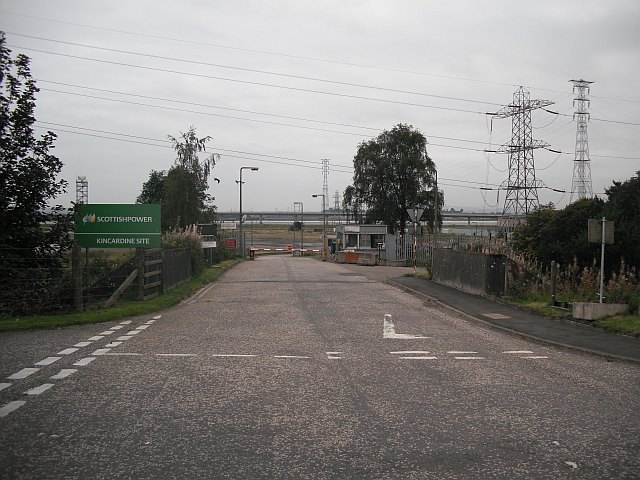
[238,167,259,258]
[294,201,304,254]
[312,194,327,261]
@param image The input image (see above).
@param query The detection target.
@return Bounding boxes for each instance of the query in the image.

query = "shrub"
[162,225,205,274]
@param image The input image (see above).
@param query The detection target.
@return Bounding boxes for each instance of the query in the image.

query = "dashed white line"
[274,355,310,359]
[120,320,132,325]
[126,330,141,335]
[398,356,438,360]
[74,341,92,347]
[522,356,549,359]
[92,348,111,356]
[211,354,257,358]
[50,369,77,379]
[503,350,534,354]
[8,368,40,380]
[448,351,478,354]
[73,357,96,366]
[105,341,123,347]
[156,353,197,357]
[99,330,115,335]
[57,347,79,355]
[87,336,104,341]
[390,351,430,355]
[116,336,133,341]
[135,325,150,330]
[145,320,156,325]
[0,383,12,392]
[110,325,125,331]
[152,315,162,320]
[25,383,54,395]
[0,400,26,418]
[35,357,61,366]
[454,356,485,360]
[104,353,143,356]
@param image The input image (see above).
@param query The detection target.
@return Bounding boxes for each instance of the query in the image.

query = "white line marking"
[152,315,162,320]
[326,352,343,355]
[57,348,79,355]
[99,330,115,335]
[390,351,430,355]
[87,336,104,341]
[120,320,132,325]
[274,355,310,359]
[74,341,92,347]
[35,357,61,366]
[135,325,150,330]
[0,400,26,418]
[126,330,141,335]
[104,353,143,356]
[0,383,12,392]
[8,368,40,380]
[503,350,534,354]
[73,357,96,366]
[522,356,549,359]
[92,348,111,356]
[399,356,438,360]
[110,325,124,330]
[116,336,133,341]
[156,353,197,357]
[50,369,77,379]
[25,383,54,395]
[454,356,485,360]
[383,314,430,339]
[145,320,156,325]
[105,341,123,347]
[447,351,478,354]
[212,354,257,357]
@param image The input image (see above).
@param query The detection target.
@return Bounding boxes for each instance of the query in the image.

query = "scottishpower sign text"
[75,204,161,248]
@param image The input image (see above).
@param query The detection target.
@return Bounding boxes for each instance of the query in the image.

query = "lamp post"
[238,167,259,258]
[312,194,327,261]
[294,201,304,254]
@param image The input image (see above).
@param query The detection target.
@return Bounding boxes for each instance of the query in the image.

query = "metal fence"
[162,248,192,292]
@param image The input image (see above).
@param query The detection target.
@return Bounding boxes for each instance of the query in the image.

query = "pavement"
[339,263,640,364]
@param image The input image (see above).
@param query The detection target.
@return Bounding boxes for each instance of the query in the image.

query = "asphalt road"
[1,256,638,479]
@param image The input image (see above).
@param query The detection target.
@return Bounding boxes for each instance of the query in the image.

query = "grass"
[0,259,240,332]
[506,296,573,320]
[594,315,640,337]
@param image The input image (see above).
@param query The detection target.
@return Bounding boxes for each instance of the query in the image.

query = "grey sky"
[2,0,639,213]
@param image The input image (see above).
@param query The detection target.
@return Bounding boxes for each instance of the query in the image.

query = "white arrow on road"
[383,314,430,339]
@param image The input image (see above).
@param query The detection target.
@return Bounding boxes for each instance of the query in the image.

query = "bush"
[162,225,205,274]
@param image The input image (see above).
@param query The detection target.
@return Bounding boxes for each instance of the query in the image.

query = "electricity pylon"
[569,79,594,202]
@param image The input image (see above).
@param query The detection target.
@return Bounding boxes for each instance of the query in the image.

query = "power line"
[7,32,503,107]
[9,44,489,115]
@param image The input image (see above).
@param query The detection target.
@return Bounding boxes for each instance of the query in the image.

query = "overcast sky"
[2,1,639,214]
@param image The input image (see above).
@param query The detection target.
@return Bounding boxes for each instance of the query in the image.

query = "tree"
[348,124,441,233]
[0,32,72,315]
[604,171,640,269]
[138,127,220,230]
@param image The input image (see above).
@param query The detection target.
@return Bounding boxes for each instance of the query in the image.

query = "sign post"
[407,207,424,273]
[588,217,614,304]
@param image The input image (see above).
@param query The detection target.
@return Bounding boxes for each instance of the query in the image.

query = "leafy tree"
[138,127,220,230]
[348,124,442,234]
[604,171,640,269]
[0,32,72,315]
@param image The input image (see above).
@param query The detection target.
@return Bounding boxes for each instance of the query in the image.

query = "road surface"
[1,256,638,479]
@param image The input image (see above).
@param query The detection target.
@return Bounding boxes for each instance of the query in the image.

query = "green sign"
[75,204,161,248]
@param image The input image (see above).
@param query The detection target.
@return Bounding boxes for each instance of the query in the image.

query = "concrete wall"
[432,249,506,296]
[572,302,628,321]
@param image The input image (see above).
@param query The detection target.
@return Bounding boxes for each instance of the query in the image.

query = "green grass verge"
[0,259,240,332]
[506,297,573,320]
[594,315,640,337]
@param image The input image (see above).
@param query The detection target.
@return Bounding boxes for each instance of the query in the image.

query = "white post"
[599,216,606,304]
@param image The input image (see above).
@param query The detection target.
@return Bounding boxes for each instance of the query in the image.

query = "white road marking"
[120,320,132,325]
[399,356,438,360]
[135,325,150,330]
[110,325,124,331]
[0,401,26,418]
[8,368,40,380]
[57,347,79,355]
[274,355,310,359]
[35,357,61,366]
[50,369,77,379]
[104,353,143,356]
[87,336,104,341]
[447,351,478,354]
[152,315,162,320]
[116,336,133,341]
[105,341,123,347]
[503,350,534,354]
[383,314,430,339]
[92,348,111,356]
[454,356,485,360]
[73,357,96,366]
[156,353,197,357]
[565,461,578,469]
[212,354,257,357]
[99,330,115,335]
[0,383,12,392]
[145,320,156,325]
[25,383,54,395]
[326,352,342,355]
[74,341,92,347]
[390,351,430,355]
[126,330,141,335]
[522,356,549,359]
[327,356,342,359]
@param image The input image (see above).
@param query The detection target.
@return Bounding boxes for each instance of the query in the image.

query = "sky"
[2,0,639,214]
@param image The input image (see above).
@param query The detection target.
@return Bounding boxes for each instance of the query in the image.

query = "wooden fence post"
[72,244,83,312]
[136,247,145,301]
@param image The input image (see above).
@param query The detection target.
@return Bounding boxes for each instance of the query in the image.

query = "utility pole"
[489,86,554,232]
[569,79,594,203]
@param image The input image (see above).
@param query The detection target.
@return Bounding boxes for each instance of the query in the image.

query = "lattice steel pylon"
[75,176,88,204]
[490,87,553,227]
[322,159,329,213]
[569,79,594,203]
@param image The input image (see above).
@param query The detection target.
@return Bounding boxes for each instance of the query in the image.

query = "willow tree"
[348,123,442,234]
